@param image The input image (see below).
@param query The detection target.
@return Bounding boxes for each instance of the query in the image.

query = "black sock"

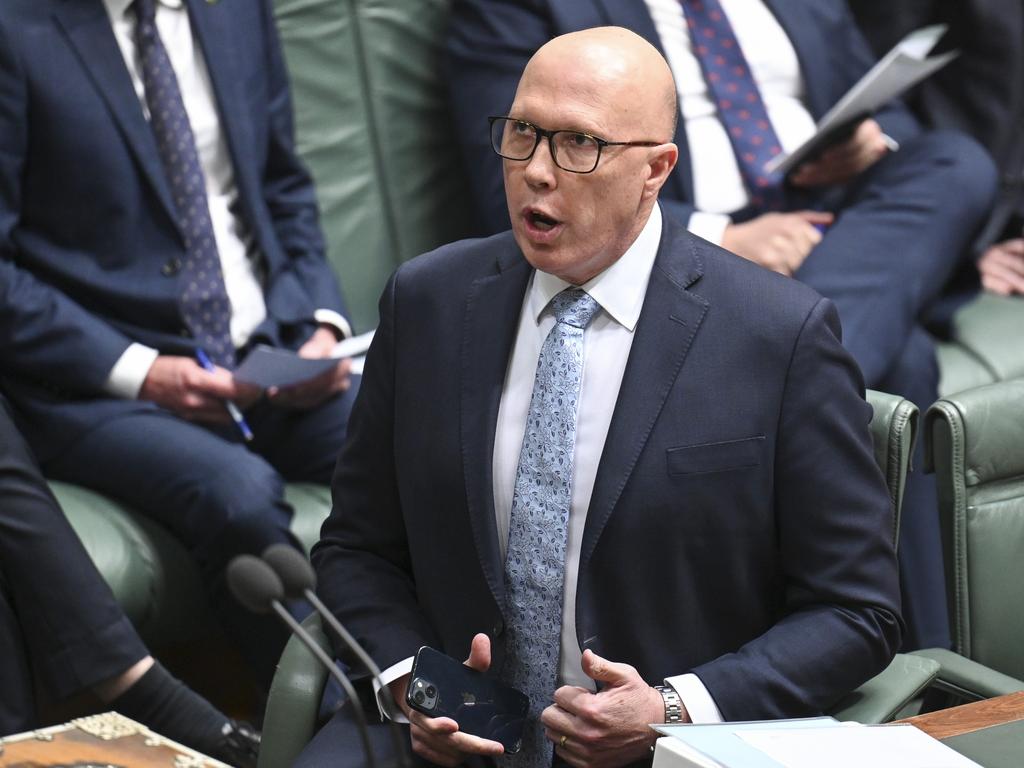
[109,661,229,755]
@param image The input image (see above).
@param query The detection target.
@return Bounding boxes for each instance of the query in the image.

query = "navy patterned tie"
[134,0,235,366]
[499,288,600,768]
[681,0,786,211]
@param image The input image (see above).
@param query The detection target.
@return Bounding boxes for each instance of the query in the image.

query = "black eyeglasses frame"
[488,116,664,174]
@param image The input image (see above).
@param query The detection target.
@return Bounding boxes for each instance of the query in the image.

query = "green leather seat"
[921,381,1024,690]
[53,480,332,653]
[273,0,475,333]
[936,295,1024,397]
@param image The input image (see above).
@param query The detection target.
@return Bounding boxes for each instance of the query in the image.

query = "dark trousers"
[42,377,360,689]
[795,129,998,649]
[0,396,147,736]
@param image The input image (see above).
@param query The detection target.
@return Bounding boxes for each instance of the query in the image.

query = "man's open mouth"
[526,209,560,232]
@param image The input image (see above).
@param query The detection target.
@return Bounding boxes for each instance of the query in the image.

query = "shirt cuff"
[103,343,160,399]
[314,309,352,340]
[663,673,723,724]
[686,211,732,246]
[373,656,414,722]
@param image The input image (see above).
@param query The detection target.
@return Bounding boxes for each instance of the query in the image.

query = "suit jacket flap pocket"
[667,436,765,475]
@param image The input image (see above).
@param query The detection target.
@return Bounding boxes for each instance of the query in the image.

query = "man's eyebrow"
[511,116,610,137]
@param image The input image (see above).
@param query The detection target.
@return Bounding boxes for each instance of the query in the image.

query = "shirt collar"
[529,203,663,332]
[105,0,184,21]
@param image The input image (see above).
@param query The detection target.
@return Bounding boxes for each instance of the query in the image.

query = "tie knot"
[134,0,157,26]
[550,288,600,330]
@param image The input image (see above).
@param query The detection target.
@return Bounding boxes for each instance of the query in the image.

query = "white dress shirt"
[101,0,348,397]
[643,0,818,243]
[377,205,723,725]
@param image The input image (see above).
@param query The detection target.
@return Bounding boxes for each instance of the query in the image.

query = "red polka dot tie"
[134,0,235,367]
[680,0,786,211]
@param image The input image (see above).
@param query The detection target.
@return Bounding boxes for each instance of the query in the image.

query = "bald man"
[304,28,901,768]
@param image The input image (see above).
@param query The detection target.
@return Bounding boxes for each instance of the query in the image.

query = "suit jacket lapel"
[184,0,259,219]
[461,245,532,613]
[580,216,709,568]
[764,0,832,117]
[590,0,694,201]
[55,0,180,234]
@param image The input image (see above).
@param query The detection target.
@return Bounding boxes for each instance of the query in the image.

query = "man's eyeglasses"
[488,116,663,174]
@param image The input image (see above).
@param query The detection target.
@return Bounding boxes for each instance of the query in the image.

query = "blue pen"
[195,348,254,442]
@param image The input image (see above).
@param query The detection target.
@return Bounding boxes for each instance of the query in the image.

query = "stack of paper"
[653,718,983,768]
[766,24,958,175]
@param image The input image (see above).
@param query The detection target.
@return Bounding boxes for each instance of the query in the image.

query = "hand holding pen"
[195,348,255,442]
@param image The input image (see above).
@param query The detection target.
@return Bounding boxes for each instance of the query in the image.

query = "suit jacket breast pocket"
[666,435,766,476]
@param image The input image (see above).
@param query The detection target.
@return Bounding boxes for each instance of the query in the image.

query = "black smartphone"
[406,646,530,753]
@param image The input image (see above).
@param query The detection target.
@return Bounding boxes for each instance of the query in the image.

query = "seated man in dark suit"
[851,0,1024,297]
[0,0,357,686]
[0,394,257,765]
[446,0,999,653]
[302,27,901,768]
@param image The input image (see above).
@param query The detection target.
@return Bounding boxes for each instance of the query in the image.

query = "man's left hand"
[267,326,352,409]
[790,118,889,188]
[540,649,679,768]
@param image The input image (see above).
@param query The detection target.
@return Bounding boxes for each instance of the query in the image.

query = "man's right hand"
[388,634,505,767]
[139,355,260,422]
[721,210,834,276]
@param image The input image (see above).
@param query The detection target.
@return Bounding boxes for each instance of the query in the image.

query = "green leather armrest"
[912,648,1024,702]
[283,482,333,554]
[258,613,331,768]
[829,653,940,724]
[865,389,918,545]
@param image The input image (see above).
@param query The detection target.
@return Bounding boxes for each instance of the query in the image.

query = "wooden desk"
[897,691,1024,740]
[895,692,1024,767]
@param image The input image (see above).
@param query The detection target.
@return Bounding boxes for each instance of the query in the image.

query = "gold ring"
[559,735,568,748]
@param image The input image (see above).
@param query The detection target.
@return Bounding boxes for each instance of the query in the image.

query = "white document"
[331,329,375,359]
[653,736,728,768]
[738,724,983,768]
[766,24,957,175]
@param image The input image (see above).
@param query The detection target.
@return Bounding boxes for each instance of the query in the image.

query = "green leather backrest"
[273,0,472,332]
[925,380,1024,680]
[865,388,918,547]
[258,613,331,768]
[938,296,1024,397]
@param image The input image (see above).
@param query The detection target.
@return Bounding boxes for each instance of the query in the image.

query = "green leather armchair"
[56,481,332,651]
[914,380,1024,700]
[255,390,933,767]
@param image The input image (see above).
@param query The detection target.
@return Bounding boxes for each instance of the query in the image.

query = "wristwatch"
[654,684,684,724]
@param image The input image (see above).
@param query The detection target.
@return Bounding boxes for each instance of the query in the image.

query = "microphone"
[261,544,410,768]
[226,555,377,768]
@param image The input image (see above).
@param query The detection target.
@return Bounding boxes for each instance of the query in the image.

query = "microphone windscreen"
[227,554,285,614]
[263,543,317,598]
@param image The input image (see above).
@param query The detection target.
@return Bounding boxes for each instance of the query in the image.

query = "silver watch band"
[654,684,684,724]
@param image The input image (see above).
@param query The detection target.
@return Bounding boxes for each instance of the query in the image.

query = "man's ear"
[643,143,679,199]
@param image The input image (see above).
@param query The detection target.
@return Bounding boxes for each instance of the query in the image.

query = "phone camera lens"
[426,685,437,698]
[414,690,425,704]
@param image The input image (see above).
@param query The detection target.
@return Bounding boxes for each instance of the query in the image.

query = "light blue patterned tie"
[500,288,600,767]
[134,0,235,367]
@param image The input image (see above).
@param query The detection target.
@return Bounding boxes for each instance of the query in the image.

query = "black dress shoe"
[209,719,260,768]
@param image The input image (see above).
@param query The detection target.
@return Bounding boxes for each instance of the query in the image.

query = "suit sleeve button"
[161,258,183,276]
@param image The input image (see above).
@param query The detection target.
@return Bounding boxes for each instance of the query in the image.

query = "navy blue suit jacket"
[313,212,903,720]
[0,0,346,460]
[447,0,923,233]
